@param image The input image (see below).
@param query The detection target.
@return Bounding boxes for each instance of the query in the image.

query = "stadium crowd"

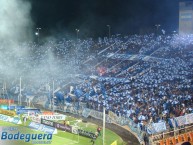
[1,33,193,131]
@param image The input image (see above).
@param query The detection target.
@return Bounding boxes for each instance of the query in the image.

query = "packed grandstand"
[0,33,193,144]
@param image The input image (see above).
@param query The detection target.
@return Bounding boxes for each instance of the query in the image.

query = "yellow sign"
[0,109,16,116]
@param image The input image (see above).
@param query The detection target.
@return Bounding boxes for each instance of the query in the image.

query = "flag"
[70,86,74,93]
[168,118,177,128]
[54,87,61,93]
[111,140,117,145]
[162,29,165,35]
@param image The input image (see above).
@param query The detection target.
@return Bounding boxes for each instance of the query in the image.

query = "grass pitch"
[0,115,126,145]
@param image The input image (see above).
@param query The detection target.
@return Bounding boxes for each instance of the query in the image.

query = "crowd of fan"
[2,34,193,128]
[67,34,193,127]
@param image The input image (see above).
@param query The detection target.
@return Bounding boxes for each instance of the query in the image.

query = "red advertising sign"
[42,111,54,115]
[0,99,14,104]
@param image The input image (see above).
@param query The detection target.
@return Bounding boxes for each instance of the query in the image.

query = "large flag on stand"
[111,140,117,145]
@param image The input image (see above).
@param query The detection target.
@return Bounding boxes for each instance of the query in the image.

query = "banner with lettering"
[29,121,57,134]
[41,119,55,128]
[40,115,66,120]
[55,122,72,133]
[0,99,14,104]
[0,109,16,116]
[147,121,166,134]
[78,129,95,138]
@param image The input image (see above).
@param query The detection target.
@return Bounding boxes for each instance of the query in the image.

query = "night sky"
[29,0,189,38]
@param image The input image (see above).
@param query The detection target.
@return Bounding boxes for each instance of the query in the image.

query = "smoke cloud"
[0,0,33,42]
[0,0,35,82]
[0,0,76,87]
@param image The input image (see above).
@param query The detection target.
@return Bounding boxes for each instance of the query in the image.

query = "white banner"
[0,114,10,122]
[185,113,193,125]
[29,121,57,134]
[153,121,166,133]
[147,121,166,134]
[72,126,79,135]
[30,116,41,123]
[175,116,186,127]
[40,115,66,120]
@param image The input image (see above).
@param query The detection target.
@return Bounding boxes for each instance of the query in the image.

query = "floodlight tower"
[155,24,161,34]
[75,29,79,40]
[36,27,41,44]
[107,25,111,38]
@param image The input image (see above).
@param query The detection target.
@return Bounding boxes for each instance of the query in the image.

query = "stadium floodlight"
[155,24,161,33]
[75,29,79,40]
[173,30,177,35]
[36,27,41,43]
[36,27,41,31]
[106,25,111,38]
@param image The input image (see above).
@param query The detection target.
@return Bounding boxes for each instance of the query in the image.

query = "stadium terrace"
[0,33,193,144]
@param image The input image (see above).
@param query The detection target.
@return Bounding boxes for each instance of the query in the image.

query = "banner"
[30,116,41,123]
[185,113,193,124]
[55,122,72,133]
[153,121,166,133]
[29,121,57,134]
[39,124,57,134]
[40,115,66,120]
[82,108,91,118]
[147,121,166,134]
[89,110,103,120]
[0,99,14,104]
[78,129,95,138]
[41,119,55,128]
[9,117,22,124]
[146,123,156,134]
[109,111,118,122]
[0,109,16,116]
[41,118,72,133]
[113,116,127,125]
[29,122,41,130]
[42,111,54,115]
[0,114,10,122]
[16,108,41,114]
[72,126,79,134]
[175,116,186,127]
[8,105,25,110]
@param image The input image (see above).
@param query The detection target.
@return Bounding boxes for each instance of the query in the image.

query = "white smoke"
[0,0,76,86]
[0,0,33,42]
[0,0,33,79]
